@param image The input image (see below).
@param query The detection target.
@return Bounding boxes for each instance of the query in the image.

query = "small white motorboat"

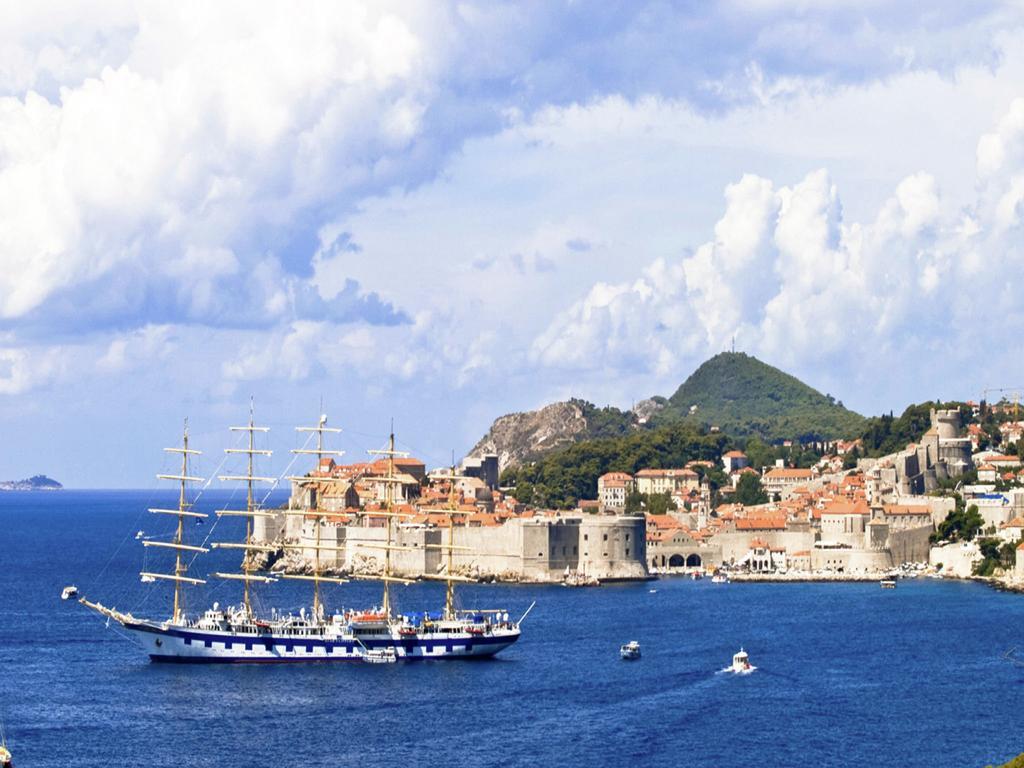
[0,741,11,768]
[712,573,729,584]
[135,530,145,540]
[140,574,156,583]
[880,579,897,589]
[620,641,641,660]
[362,647,398,664]
[61,585,79,601]
[729,647,755,674]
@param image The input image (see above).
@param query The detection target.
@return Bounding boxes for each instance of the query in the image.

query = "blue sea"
[3,490,1024,767]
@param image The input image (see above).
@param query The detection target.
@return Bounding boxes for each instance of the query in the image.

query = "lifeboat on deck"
[350,612,386,623]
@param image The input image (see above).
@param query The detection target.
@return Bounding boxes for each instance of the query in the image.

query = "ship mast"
[417,462,475,620]
[211,400,277,616]
[143,419,208,623]
[442,464,461,619]
[279,413,348,618]
[366,427,412,618]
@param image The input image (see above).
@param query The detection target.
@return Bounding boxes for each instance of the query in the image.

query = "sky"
[3,1,1024,487]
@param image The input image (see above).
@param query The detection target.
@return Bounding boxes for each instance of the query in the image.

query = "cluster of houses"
[599,408,1024,578]
[597,452,945,576]
[596,452,816,513]
[278,453,522,527]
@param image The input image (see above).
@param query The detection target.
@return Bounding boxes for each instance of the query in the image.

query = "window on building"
[603,533,608,541]
[626,548,630,556]
[573,546,578,555]
[625,533,630,542]
[584,534,588,541]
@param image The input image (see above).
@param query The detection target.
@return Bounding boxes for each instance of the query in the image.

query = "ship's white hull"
[125,621,519,663]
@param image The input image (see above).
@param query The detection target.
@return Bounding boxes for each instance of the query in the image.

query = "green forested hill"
[500,423,730,509]
[655,352,866,441]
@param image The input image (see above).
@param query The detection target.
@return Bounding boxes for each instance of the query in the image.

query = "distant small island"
[0,474,63,491]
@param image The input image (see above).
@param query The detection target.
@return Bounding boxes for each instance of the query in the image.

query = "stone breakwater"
[976,575,1024,595]
[727,572,891,583]
[727,572,1024,593]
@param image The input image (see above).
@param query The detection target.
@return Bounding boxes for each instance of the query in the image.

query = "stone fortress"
[253,454,648,584]
[863,408,972,496]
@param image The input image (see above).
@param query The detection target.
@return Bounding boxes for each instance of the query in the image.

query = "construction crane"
[981,387,1023,419]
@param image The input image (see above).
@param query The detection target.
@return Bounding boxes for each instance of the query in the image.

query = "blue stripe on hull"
[149,653,505,664]
[150,655,366,664]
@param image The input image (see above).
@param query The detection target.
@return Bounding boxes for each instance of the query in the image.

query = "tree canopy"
[501,423,729,509]
[932,504,984,543]
[734,473,768,506]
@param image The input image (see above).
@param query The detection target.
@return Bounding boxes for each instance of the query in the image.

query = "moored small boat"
[880,579,897,589]
[562,569,600,587]
[711,573,728,584]
[363,647,397,664]
[60,585,78,600]
[620,640,641,660]
[0,743,11,767]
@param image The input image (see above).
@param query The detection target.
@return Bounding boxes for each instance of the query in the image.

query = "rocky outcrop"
[466,401,592,472]
[631,397,666,424]
[465,397,659,472]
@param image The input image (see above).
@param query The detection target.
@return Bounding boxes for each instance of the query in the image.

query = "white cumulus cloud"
[531,97,1024,407]
[0,2,446,332]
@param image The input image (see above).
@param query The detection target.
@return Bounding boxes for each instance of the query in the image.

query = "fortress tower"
[931,408,962,440]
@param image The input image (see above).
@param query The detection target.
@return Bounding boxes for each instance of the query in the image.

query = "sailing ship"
[79,410,526,662]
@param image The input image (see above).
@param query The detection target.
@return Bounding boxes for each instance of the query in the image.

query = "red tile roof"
[735,515,787,530]
[764,468,814,480]
[882,504,931,517]
[646,514,685,530]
